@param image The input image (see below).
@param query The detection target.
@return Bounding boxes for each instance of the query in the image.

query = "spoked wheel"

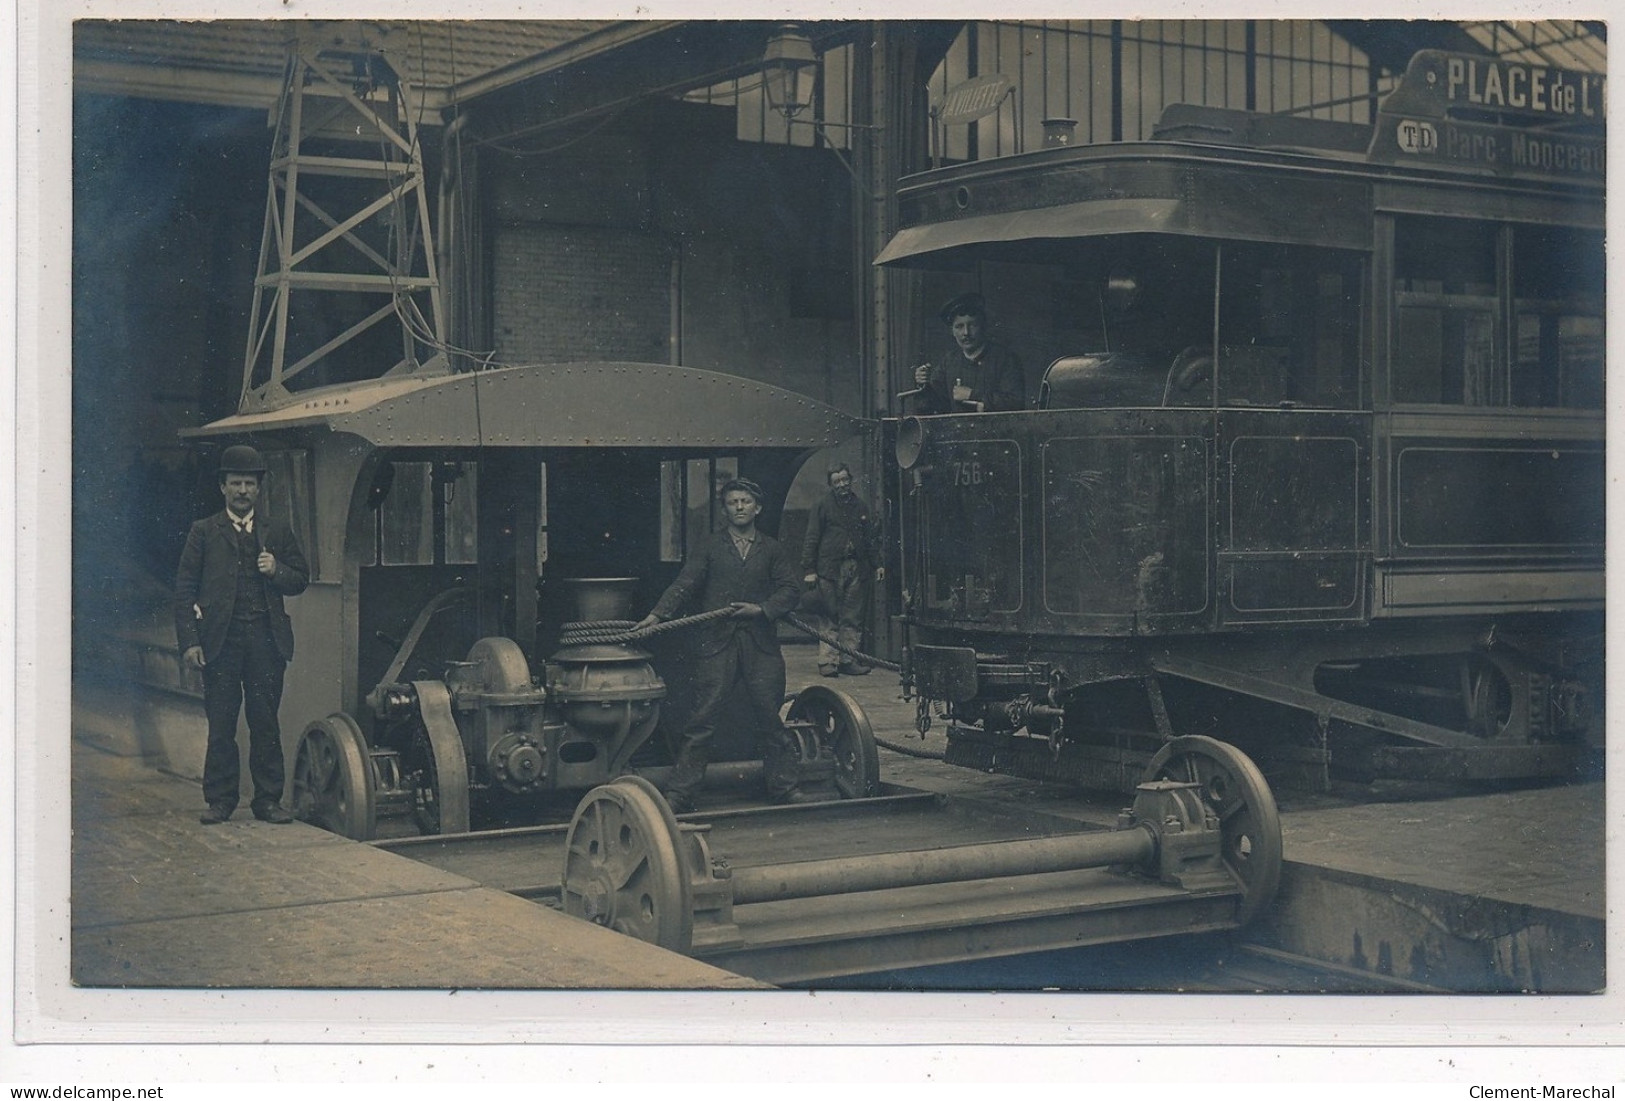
[405,681,471,836]
[1146,735,1282,924]
[560,775,693,952]
[785,684,880,799]
[292,712,377,840]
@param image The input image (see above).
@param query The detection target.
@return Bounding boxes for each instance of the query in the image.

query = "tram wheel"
[560,775,694,952]
[291,712,377,840]
[1146,735,1282,924]
[786,684,880,799]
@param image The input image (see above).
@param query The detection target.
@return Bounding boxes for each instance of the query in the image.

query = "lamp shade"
[763,25,817,119]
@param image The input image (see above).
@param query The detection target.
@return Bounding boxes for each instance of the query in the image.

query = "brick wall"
[492,223,674,365]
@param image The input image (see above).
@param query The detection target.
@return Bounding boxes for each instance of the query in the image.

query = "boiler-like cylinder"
[542,577,666,785]
[547,645,665,744]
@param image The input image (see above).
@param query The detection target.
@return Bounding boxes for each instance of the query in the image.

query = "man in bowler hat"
[175,445,310,824]
[911,291,1027,414]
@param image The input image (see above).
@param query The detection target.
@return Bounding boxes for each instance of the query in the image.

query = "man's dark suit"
[175,510,309,813]
[650,527,800,802]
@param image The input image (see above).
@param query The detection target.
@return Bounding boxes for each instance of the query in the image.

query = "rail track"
[372,735,1288,988]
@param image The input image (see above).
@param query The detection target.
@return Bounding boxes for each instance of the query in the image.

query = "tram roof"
[873,144,1379,267]
[182,362,868,449]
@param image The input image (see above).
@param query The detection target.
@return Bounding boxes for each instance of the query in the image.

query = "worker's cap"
[218,444,267,476]
[938,291,986,325]
[719,477,766,504]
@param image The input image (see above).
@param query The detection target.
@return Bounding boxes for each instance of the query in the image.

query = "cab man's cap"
[719,477,766,504]
[938,291,986,325]
[219,445,267,475]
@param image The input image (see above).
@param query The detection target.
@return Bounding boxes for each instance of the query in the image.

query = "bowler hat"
[938,291,986,325]
[219,444,267,475]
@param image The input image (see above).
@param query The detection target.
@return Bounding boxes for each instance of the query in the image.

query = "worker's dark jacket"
[800,490,876,582]
[916,339,1027,414]
[174,510,310,662]
[651,528,799,657]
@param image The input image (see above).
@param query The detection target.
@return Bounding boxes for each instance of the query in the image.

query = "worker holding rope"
[632,477,807,813]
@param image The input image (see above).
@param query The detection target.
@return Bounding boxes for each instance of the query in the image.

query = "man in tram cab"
[632,477,807,813]
[175,445,310,825]
[910,291,1027,414]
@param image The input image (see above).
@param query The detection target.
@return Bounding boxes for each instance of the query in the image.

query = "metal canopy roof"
[1325,19,1605,76]
[181,362,868,450]
[73,19,629,110]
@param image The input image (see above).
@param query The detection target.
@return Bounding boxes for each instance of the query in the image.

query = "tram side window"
[1512,225,1604,409]
[659,461,684,563]
[1392,217,1499,405]
[374,460,478,566]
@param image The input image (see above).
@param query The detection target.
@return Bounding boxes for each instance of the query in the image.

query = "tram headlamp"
[895,416,929,471]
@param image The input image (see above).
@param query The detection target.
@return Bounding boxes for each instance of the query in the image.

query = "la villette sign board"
[935,73,1015,126]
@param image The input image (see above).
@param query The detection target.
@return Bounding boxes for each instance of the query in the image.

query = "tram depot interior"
[53,18,1608,997]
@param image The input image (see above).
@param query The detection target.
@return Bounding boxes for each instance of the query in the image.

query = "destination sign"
[1369,50,1605,183]
[1439,55,1604,120]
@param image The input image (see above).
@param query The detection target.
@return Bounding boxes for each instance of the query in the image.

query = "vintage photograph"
[51,12,1606,1027]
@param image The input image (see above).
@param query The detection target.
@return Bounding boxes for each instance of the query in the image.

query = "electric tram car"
[880,51,1605,791]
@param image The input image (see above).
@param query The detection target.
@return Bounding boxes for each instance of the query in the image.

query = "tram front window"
[1215,243,1362,408]
[1016,237,1360,409]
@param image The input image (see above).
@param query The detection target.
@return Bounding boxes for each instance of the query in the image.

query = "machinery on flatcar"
[880,51,1605,791]
[180,363,879,839]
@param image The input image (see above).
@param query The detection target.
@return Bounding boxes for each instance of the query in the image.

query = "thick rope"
[556,605,737,647]
[873,734,947,760]
[783,612,902,673]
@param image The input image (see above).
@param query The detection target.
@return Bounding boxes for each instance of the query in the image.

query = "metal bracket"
[1122,780,1233,893]
[680,826,742,953]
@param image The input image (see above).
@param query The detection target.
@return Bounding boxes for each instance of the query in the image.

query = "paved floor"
[68,695,761,989]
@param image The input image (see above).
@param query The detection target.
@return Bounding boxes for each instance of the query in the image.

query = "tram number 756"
[950,460,987,486]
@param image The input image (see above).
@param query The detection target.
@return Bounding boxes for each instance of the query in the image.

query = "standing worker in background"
[175,445,310,825]
[911,291,1027,414]
[633,478,806,812]
[801,462,880,677]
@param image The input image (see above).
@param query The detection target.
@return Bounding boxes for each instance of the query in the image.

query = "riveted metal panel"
[184,362,869,449]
